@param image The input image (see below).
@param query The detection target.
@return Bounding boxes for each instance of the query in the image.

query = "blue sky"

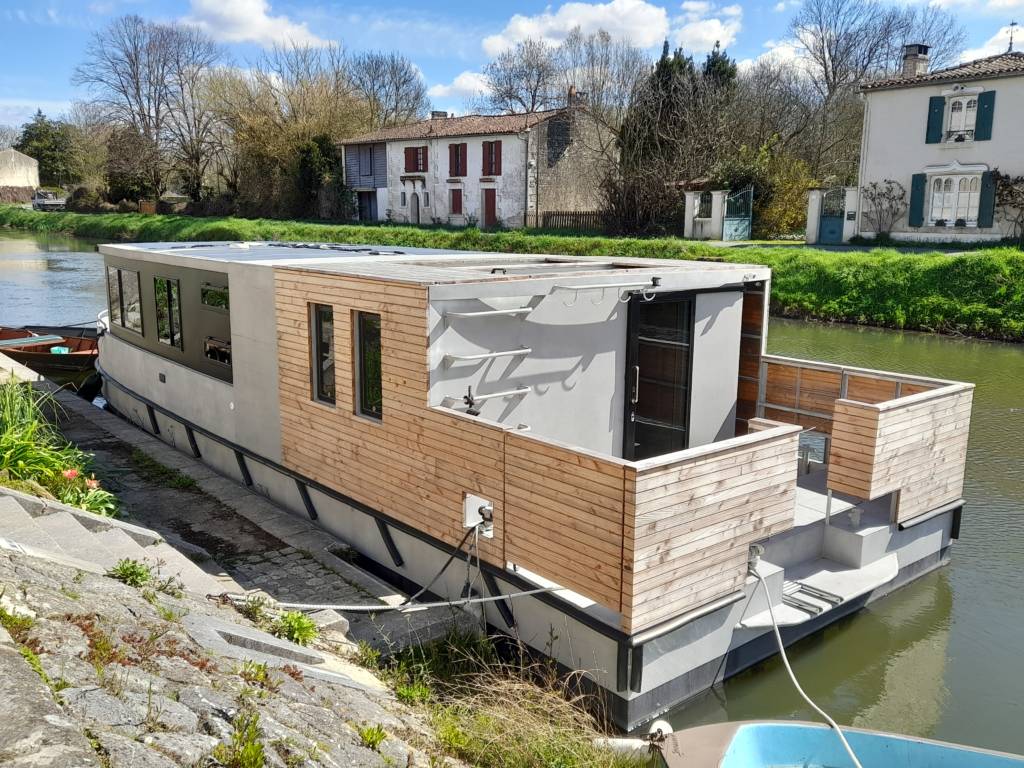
[0,0,1019,127]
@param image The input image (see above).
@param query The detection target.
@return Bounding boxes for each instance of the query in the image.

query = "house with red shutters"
[343,102,609,228]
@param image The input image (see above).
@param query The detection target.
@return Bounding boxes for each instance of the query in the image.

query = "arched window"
[947,96,978,140]
[696,191,713,219]
[928,174,983,225]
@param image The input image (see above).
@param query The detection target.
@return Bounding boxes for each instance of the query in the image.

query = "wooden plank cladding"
[623,425,800,633]
[827,384,974,522]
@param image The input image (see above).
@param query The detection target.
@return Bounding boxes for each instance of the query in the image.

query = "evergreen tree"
[14,110,79,187]
[702,42,737,91]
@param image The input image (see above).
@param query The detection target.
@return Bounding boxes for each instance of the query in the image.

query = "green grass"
[3,206,1023,339]
[269,611,319,646]
[128,448,197,490]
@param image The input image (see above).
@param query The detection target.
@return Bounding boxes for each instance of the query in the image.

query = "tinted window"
[107,267,142,333]
[201,282,229,310]
[204,336,231,366]
[357,312,382,419]
[311,304,335,404]
[106,266,122,326]
[155,277,183,348]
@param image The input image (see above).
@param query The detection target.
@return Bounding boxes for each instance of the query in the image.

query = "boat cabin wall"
[428,284,746,457]
[98,247,283,462]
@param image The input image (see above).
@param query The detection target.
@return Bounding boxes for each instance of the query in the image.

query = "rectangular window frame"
[450,188,463,215]
[354,311,383,421]
[106,266,143,335]
[358,145,373,176]
[310,303,336,405]
[154,275,183,349]
[201,281,230,312]
[203,336,232,367]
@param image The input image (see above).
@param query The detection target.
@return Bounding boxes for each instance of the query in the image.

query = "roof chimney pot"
[430,110,448,119]
[902,43,930,78]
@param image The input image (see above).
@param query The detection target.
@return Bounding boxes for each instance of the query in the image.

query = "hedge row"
[2,206,1022,340]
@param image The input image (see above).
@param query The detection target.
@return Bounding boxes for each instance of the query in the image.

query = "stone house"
[0,148,40,202]
[854,45,1024,242]
[342,102,608,228]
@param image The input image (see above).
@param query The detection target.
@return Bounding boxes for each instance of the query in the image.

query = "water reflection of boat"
[0,326,98,374]
[657,721,1024,767]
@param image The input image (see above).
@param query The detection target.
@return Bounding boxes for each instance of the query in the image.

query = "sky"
[0,0,1020,128]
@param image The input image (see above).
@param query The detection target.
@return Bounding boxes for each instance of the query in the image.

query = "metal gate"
[818,188,845,244]
[723,187,753,241]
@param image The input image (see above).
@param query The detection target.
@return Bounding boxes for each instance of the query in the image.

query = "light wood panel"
[827,385,974,522]
[622,426,800,633]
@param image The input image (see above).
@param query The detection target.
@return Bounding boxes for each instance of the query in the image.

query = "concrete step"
[34,511,117,565]
[90,527,153,570]
[0,496,65,554]
[141,542,231,596]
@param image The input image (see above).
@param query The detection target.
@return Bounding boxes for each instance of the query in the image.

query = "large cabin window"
[356,311,382,420]
[106,266,143,334]
[154,276,183,349]
[201,282,229,311]
[311,304,335,404]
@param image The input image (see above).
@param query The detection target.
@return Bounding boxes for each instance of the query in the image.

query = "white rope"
[751,567,864,768]
[214,586,557,613]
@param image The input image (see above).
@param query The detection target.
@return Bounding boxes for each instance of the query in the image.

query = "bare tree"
[556,28,648,129]
[65,102,113,193]
[0,125,16,150]
[72,15,176,192]
[481,39,560,113]
[165,25,224,201]
[349,51,430,129]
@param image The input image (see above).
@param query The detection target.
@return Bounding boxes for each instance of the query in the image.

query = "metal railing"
[945,129,974,142]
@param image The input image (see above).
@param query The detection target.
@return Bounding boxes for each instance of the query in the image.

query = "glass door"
[624,294,694,460]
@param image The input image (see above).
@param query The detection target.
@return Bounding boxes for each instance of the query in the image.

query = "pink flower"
[85,477,100,490]
[62,469,80,480]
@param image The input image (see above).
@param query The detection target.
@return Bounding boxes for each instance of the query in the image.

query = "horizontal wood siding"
[504,433,627,610]
[344,143,387,189]
[275,269,506,565]
[828,385,974,521]
[623,427,800,633]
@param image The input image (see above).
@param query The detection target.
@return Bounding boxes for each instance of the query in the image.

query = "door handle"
[631,365,640,404]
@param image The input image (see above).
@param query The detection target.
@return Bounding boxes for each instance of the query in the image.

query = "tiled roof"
[861,51,1024,91]
[344,110,563,144]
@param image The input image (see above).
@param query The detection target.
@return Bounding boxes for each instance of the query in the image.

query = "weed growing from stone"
[269,611,318,646]
[238,594,270,627]
[106,558,152,587]
[395,680,431,706]
[238,660,281,693]
[357,723,387,752]
[354,640,381,669]
[129,448,197,490]
[212,708,266,768]
[280,664,304,682]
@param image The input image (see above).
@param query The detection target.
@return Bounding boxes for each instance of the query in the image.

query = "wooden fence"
[533,210,608,232]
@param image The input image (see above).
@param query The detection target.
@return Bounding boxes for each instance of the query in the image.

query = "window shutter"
[494,140,502,175]
[451,188,462,215]
[421,145,428,172]
[908,173,927,227]
[925,96,945,144]
[449,144,457,176]
[459,143,467,177]
[482,141,490,175]
[975,91,996,141]
[404,147,415,173]
[978,171,996,227]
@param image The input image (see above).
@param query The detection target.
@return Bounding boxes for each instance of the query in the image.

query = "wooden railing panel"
[623,427,800,633]
[504,432,627,610]
[827,385,974,521]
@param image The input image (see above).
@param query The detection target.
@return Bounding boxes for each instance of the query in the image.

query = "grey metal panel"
[345,143,387,189]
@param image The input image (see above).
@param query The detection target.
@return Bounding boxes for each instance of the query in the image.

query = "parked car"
[31,190,66,211]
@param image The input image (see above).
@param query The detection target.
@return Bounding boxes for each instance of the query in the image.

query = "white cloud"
[673,1,743,53]
[773,0,800,11]
[427,71,489,101]
[482,0,670,56]
[0,98,73,127]
[961,25,1016,60]
[181,0,328,48]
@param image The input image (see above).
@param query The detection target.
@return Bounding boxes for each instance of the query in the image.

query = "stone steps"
[0,492,239,597]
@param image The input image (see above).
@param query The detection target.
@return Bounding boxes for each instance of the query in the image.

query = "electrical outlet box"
[464,494,494,538]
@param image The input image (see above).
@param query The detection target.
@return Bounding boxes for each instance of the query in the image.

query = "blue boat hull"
[659,722,1024,768]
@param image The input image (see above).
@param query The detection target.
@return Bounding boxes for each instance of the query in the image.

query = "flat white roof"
[100,241,770,286]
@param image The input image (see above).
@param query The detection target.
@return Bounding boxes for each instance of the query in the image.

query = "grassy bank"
[3,206,1024,340]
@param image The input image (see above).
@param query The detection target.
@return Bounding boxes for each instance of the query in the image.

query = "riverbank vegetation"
[0,377,118,515]
[360,630,644,768]
[4,205,1024,340]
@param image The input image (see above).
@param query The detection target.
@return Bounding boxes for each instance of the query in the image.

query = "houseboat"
[95,241,973,729]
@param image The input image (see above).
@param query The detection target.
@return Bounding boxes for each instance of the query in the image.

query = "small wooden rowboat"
[0,327,98,374]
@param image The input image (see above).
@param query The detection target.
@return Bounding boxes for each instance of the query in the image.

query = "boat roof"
[98,241,769,287]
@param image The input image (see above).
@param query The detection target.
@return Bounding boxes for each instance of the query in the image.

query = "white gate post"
[683,192,697,239]
[710,190,728,240]
[806,189,823,244]
[842,187,860,243]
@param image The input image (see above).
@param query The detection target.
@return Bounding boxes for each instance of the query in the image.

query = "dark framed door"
[623,292,695,461]
[483,188,497,228]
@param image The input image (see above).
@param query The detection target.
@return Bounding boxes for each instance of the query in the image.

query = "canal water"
[0,231,1021,754]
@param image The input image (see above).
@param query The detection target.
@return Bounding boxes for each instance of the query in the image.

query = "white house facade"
[853,46,1024,242]
[0,148,40,189]
[343,107,606,229]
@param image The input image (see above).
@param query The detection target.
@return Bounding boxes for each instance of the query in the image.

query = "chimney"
[566,84,588,107]
[430,110,449,119]
[902,43,930,78]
